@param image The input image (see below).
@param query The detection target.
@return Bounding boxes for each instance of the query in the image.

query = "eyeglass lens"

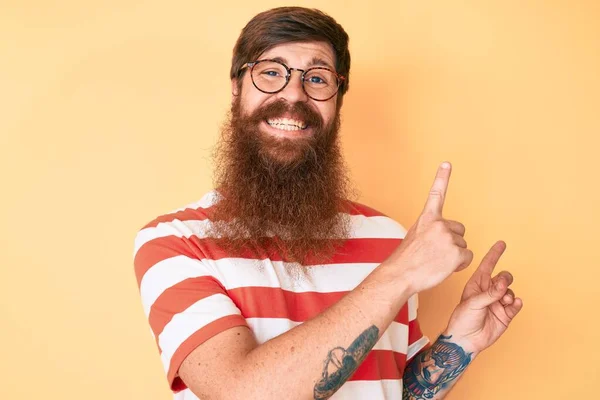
[251,61,339,100]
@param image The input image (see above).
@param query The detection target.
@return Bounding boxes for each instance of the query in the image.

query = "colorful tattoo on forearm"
[402,334,472,400]
[313,325,379,399]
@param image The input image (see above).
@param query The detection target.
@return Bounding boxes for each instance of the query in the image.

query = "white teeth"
[267,118,307,130]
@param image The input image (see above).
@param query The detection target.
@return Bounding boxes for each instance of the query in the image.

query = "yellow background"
[1,1,598,399]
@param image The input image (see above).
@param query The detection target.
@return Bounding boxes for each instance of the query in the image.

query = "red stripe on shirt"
[228,286,346,321]
[148,276,227,340]
[134,236,205,285]
[349,349,402,381]
[227,286,409,324]
[187,236,401,265]
[394,351,409,375]
[408,319,424,345]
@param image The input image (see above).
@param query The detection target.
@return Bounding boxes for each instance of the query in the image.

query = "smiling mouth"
[266,118,308,131]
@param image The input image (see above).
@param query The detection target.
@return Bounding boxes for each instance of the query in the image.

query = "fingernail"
[441,162,450,169]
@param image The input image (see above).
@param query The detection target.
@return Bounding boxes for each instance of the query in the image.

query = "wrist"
[369,262,416,309]
[378,260,417,297]
[439,329,480,360]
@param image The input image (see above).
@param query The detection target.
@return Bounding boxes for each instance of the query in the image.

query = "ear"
[231,78,240,98]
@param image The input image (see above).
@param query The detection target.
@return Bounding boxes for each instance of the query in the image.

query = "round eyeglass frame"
[239,59,346,102]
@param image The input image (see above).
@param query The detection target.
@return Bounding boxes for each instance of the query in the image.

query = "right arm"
[179,162,472,400]
[180,264,412,400]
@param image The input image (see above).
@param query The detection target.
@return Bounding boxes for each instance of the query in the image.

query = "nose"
[276,70,309,103]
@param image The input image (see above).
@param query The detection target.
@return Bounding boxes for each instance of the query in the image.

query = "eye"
[262,70,282,77]
[305,69,334,86]
[308,76,326,84]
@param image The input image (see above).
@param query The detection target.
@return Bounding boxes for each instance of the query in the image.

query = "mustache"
[246,99,324,131]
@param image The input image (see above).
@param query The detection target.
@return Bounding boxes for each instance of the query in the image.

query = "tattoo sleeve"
[313,325,379,399]
[402,335,472,400]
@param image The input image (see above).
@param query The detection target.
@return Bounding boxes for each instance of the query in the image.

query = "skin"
[232,41,340,146]
[177,41,523,400]
[401,164,524,399]
[210,39,352,264]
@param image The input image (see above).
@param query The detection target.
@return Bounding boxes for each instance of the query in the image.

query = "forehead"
[258,41,335,68]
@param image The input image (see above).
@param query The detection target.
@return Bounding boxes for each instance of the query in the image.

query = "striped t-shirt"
[133,190,430,399]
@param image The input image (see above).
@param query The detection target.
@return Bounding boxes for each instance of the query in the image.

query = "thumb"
[468,280,507,310]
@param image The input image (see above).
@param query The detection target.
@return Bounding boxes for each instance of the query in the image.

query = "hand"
[443,241,524,356]
[383,162,474,293]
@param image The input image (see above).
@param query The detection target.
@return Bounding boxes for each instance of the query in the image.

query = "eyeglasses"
[239,59,346,101]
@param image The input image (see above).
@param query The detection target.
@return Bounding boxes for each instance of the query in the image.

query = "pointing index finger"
[423,162,452,217]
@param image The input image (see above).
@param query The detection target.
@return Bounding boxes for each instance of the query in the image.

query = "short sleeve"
[405,293,431,363]
[133,223,248,392]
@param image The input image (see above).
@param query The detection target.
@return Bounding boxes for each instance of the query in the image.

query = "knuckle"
[466,249,474,260]
[417,214,430,226]
[461,249,474,265]
[451,245,462,260]
[434,220,447,232]
[452,235,462,246]
[444,230,455,244]
[429,189,443,198]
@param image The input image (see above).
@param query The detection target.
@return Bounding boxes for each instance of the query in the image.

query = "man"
[133,6,523,400]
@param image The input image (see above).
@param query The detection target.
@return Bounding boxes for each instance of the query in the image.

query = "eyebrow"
[268,56,335,70]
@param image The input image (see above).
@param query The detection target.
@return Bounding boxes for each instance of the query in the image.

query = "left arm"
[402,334,477,400]
[403,240,524,400]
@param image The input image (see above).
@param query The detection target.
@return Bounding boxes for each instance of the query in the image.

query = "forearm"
[236,264,413,400]
[402,334,477,400]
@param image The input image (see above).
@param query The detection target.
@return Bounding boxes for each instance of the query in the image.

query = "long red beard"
[209,96,355,264]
